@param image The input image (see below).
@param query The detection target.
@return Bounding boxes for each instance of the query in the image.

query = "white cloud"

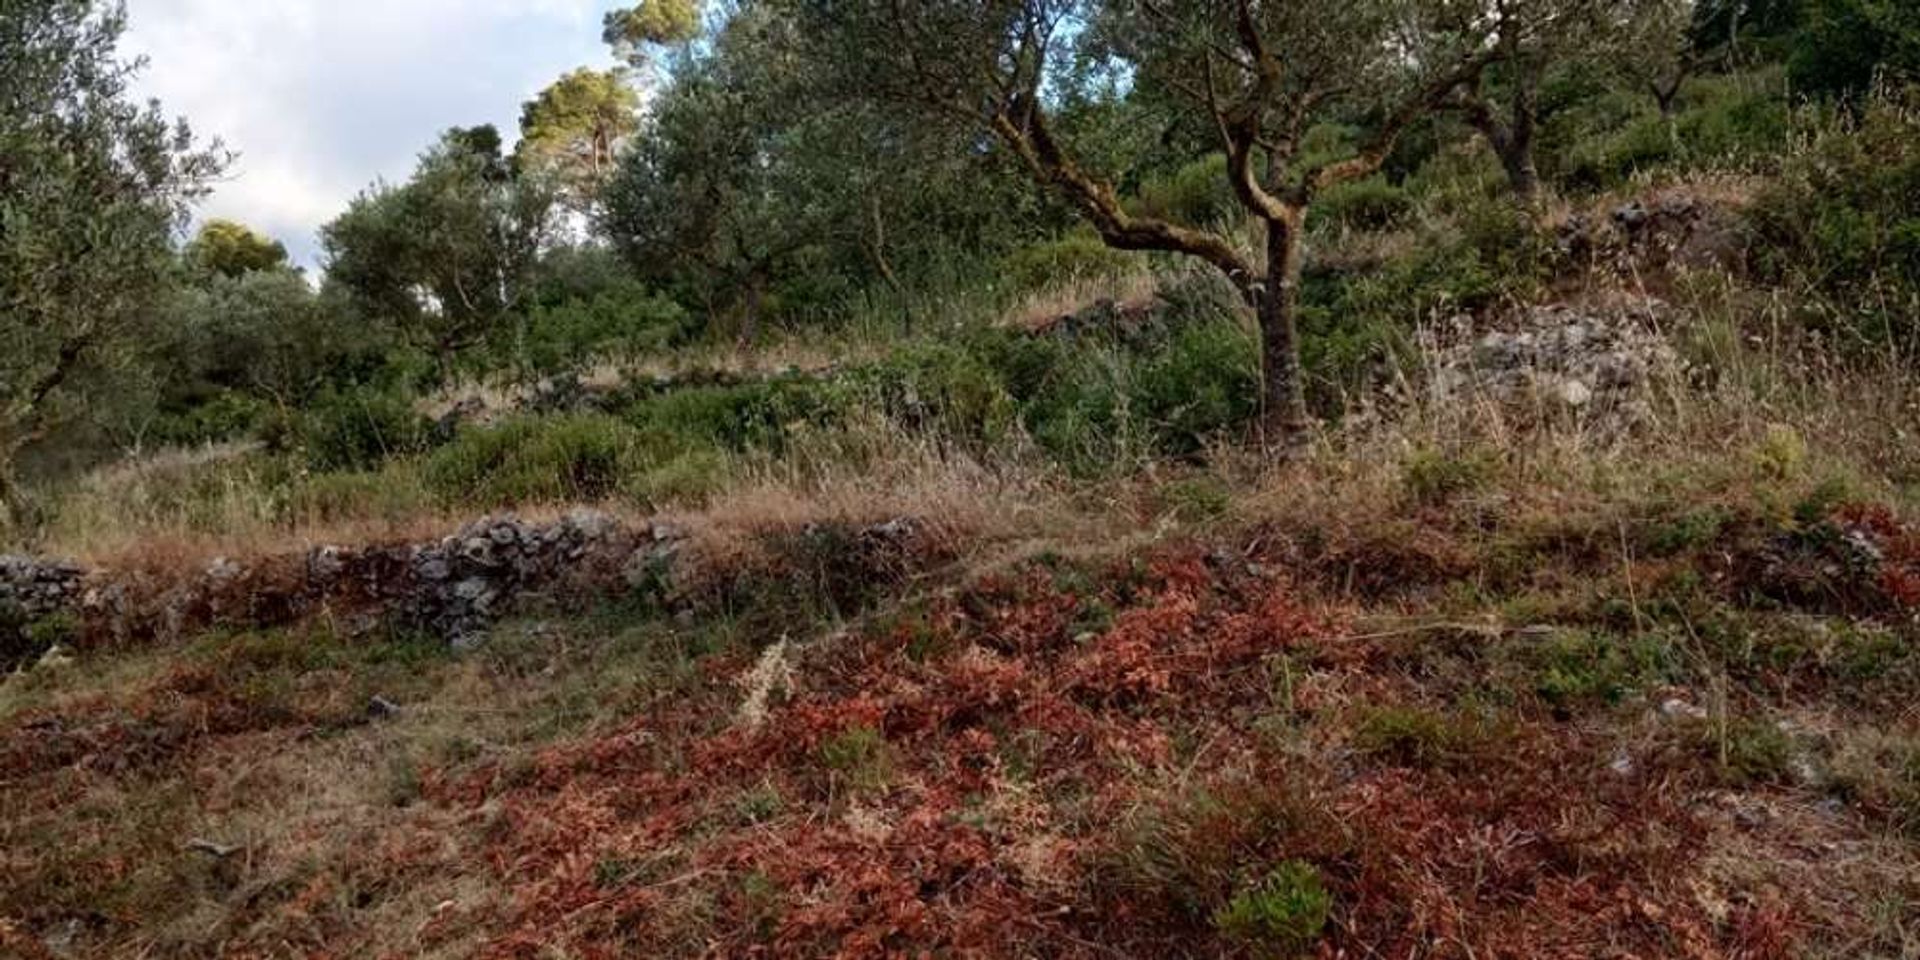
[123,0,615,269]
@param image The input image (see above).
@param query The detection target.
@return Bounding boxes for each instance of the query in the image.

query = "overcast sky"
[123,0,621,270]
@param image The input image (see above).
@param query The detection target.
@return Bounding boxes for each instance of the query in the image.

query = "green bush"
[1551,73,1789,191]
[1211,861,1331,958]
[1130,153,1236,226]
[1001,232,1140,292]
[1311,176,1414,231]
[860,342,1020,447]
[1507,629,1677,708]
[506,282,690,376]
[620,449,731,508]
[1298,202,1545,406]
[293,387,430,471]
[424,414,642,505]
[818,725,894,791]
[626,377,855,454]
[1789,0,1920,101]
[1748,90,1920,355]
[1130,322,1259,456]
[1018,318,1257,470]
[149,390,270,447]
[1402,447,1497,504]
[1351,706,1491,768]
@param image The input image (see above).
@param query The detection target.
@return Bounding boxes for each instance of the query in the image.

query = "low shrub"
[1748,89,1920,357]
[1211,860,1332,959]
[627,378,855,454]
[291,387,431,472]
[424,414,642,506]
[1311,177,1414,232]
[1402,447,1498,504]
[1002,232,1141,292]
[506,282,691,376]
[817,725,894,792]
[1351,705,1496,768]
[1493,628,1677,709]
[1129,154,1236,227]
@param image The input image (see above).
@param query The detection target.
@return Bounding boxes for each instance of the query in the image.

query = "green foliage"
[1010,320,1258,470]
[1789,0,1920,100]
[1644,507,1733,556]
[817,725,893,791]
[0,0,224,503]
[293,388,430,472]
[424,414,640,505]
[507,280,689,375]
[1506,629,1676,708]
[1297,197,1549,404]
[626,377,856,453]
[516,68,640,209]
[1128,154,1235,226]
[1830,732,1920,834]
[1351,706,1494,768]
[1700,716,1797,787]
[321,126,556,366]
[1000,233,1141,292]
[1126,322,1260,456]
[1402,447,1497,504]
[1551,73,1790,191]
[150,268,382,445]
[861,342,1021,447]
[185,219,288,278]
[1748,90,1920,356]
[1211,861,1332,958]
[1311,177,1413,231]
[288,466,431,525]
[603,0,701,64]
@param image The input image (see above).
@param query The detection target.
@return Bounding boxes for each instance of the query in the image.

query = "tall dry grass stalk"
[999,268,1162,333]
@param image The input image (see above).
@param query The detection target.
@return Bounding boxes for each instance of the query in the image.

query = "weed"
[818,725,894,792]
[1211,860,1332,959]
[1351,705,1492,768]
[1712,717,1797,788]
[386,754,423,807]
[732,782,785,824]
[1753,424,1808,481]
[1829,729,1920,834]
[1402,447,1497,504]
[1644,507,1731,556]
[1163,476,1233,521]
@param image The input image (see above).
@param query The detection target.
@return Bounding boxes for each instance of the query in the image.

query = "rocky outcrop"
[1419,298,1684,426]
[1557,188,1748,276]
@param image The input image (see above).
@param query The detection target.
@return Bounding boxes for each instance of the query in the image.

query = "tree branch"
[990,94,1255,288]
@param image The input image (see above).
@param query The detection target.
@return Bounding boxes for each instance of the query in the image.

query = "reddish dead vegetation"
[442,549,1808,959]
[0,650,362,785]
[1716,502,1920,619]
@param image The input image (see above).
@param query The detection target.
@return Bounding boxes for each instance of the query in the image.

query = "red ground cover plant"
[446,548,1810,959]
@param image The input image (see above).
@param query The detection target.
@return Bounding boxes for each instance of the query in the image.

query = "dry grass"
[998,268,1162,333]
[5,348,1918,954]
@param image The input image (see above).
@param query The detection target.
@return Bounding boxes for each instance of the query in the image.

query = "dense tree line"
[3,0,1918,518]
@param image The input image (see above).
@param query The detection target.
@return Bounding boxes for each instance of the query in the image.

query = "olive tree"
[321,126,557,372]
[1439,0,1629,200]
[0,0,224,514]
[789,0,1497,446]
